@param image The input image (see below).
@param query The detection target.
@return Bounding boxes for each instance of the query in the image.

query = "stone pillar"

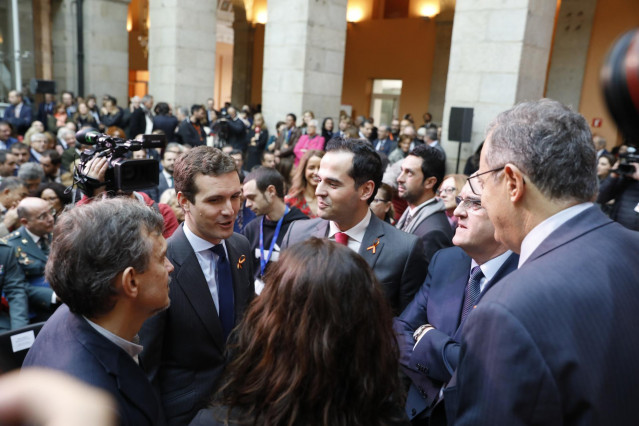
[83,0,130,102]
[427,9,454,124]
[231,2,254,108]
[148,0,217,109]
[441,0,556,173]
[261,0,347,132]
[545,0,597,109]
[51,0,129,102]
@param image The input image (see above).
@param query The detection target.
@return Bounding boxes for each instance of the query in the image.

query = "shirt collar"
[24,227,42,244]
[83,317,143,362]
[328,209,372,244]
[518,202,593,267]
[408,197,437,216]
[183,222,227,254]
[471,250,513,286]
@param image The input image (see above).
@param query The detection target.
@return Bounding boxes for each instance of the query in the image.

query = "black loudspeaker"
[29,78,56,94]
[448,107,473,143]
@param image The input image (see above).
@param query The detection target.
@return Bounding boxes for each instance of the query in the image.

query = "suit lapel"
[311,220,330,238]
[225,236,252,326]
[358,215,385,270]
[71,312,160,424]
[169,226,225,352]
[429,252,471,335]
[524,206,612,267]
[20,228,48,262]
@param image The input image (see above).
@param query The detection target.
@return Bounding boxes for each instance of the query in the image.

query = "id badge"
[254,278,265,295]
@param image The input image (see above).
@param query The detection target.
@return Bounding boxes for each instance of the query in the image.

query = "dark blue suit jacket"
[374,138,397,156]
[3,104,32,134]
[139,225,255,425]
[23,305,164,426]
[448,206,639,425]
[394,247,518,420]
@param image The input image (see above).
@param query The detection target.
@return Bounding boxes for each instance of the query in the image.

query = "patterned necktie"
[210,245,235,339]
[461,266,484,323]
[334,232,349,245]
[401,213,414,231]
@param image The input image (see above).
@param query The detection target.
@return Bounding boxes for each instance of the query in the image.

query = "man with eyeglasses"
[448,99,639,425]
[6,197,59,322]
[396,144,454,265]
[394,178,518,425]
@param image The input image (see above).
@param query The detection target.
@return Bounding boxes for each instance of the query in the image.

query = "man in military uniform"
[7,197,57,321]
[0,241,29,331]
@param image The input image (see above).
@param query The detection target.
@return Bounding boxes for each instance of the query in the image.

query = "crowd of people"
[0,88,638,425]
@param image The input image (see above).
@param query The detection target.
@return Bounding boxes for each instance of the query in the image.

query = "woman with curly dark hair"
[284,149,324,217]
[190,238,408,426]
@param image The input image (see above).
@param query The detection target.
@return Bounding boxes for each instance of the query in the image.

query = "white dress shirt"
[183,222,229,314]
[518,202,593,268]
[328,209,372,253]
[84,317,143,364]
[470,250,514,293]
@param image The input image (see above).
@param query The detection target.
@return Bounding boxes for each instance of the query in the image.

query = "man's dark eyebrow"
[322,177,342,185]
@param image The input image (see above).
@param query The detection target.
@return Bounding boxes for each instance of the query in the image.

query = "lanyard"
[259,206,288,276]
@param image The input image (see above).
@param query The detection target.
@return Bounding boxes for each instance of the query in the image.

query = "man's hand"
[81,157,109,197]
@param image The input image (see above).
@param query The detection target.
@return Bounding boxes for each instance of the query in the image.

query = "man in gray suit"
[282,138,427,314]
[396,144,454,266]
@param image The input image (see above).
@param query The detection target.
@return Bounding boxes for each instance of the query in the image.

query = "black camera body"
[73,129,166,193]
[615,148,639,175]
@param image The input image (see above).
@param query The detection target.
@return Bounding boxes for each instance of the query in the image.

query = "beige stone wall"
[441,0,556,173]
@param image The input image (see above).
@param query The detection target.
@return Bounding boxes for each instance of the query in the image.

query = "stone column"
[441,0,556,173]
[427,9,454,124]
[148,0,217,109]
[545,0,597,109]
[83,0,130,102]
[51,0,129,102]
[261,0,347,131]
[231,1,254,108]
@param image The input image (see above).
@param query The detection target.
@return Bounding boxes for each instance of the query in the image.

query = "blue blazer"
[3,104,32,134]
[23,305,164,426]
[447,206,639,425]
[394,247,518,420]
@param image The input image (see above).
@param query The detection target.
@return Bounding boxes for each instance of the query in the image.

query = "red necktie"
[334,232,349,245]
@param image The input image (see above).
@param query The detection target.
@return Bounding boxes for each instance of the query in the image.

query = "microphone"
[75,128,101,145]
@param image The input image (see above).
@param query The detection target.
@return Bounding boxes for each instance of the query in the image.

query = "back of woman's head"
[218,238,403,425]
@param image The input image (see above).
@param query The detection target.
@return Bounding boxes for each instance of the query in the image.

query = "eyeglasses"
[437,187,456,196]
[467,166,505,195]
[372,198,390,203]
[455,196,483,212]
[36,208,56,220]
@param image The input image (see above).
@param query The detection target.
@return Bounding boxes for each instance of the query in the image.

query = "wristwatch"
[413,324,434,342]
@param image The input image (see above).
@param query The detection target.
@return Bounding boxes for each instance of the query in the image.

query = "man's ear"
[503,164,526,202]
[19,217,28,227]
[423,176,437,191]
[119,266,138,299]
[359,180,375,202]
[266,184,277,199]
[176,191,190,213]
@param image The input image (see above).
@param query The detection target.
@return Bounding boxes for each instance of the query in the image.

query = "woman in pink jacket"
[293,119,324,168]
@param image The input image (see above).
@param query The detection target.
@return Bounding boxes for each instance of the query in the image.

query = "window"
[369,79,402,127]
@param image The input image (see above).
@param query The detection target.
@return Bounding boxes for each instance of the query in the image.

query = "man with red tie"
[281,138,427,314]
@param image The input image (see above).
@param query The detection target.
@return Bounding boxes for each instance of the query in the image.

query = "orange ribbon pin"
[237,255,246,269]
[367,239,380,254]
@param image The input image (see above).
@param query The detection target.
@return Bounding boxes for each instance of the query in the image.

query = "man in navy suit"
[394,178,518,424]
[373,125,397,156]
[2,91,32,136]
[448,99,639,425]
[282,138,427,314]
[140,146,255,425]
[23,197,170,426]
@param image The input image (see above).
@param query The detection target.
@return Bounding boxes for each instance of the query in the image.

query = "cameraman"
[597,159,639,231]
[78,156,179,238]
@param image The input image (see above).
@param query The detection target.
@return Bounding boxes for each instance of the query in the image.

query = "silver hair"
[45,198,164,317]
[57,127,74,139]
[485,98,597,203]
[17,162,45,181]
